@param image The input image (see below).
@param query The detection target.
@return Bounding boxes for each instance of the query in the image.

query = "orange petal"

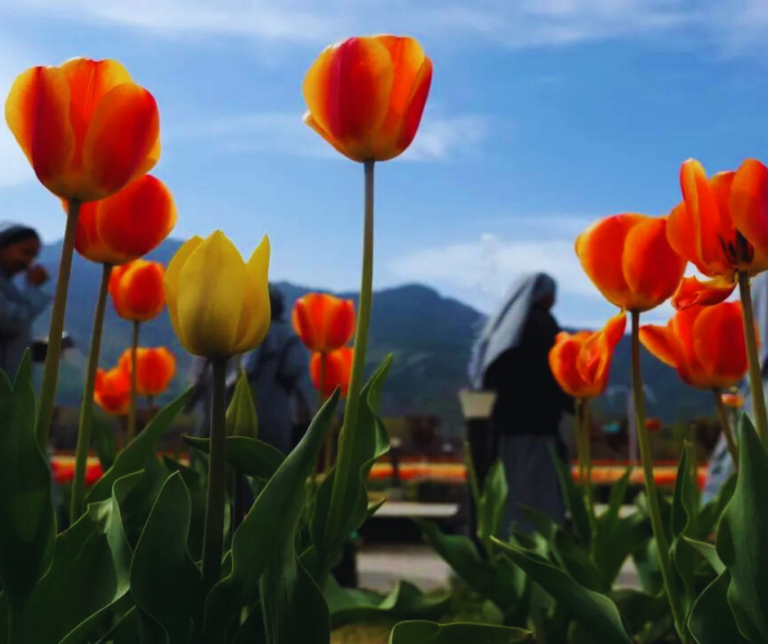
[311,347,354,398]
[622,216,687,312]
[669,306,707,387]
[639,324,678,369]
[135,347,176,396]
[693,301,748,388]
[577,312,626,392]
[74,200,115,263]
[730,159,768,271]
[82,83,160,201]
[110,260,166,322]
[667,202,710,275]
[5,66,75,195]
[671,275,736,310]
[549,333,589,398]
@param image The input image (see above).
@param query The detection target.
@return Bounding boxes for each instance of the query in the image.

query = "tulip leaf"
[162,456,208,561]
[670,445,697,613]
[688,571,749,644]
[185,435,285,480]
[550,444,591,548]
[87,388,193,504]
[131,472,201,644]
[477,460,509,550]
[683,537,725,575]
[389,621,532,644]
[609,589,668,637]
[492,538,632,644]
[200,390,340,639]
[58,594,134,644]
[226,372,259,438]
[92,414,118,471]
[327,580,450,628]
[698,474,736,538]
[716,415,768,642]
[552,528,609,593]
[312,357,392,573]
[0,353,56,609]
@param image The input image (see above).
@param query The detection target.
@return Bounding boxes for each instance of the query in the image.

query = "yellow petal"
[164,236,203,350]
[177,232,246,357]
[233,236,272,353]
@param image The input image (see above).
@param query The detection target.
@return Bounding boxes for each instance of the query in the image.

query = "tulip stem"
[70,263,112,521]
[738,271,768,446]
[127,322,140,442]
[201,357,228,596]
[631,310,690,644]
[319,353,334,473]
[322,160,375,583]
[712,388,739,470]
[36,199,82,448]
[575,399,595,518]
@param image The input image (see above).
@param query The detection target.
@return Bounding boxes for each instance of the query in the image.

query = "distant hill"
[33,239,711,434]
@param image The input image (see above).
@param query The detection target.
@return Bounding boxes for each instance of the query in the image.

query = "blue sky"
[3,1,768,328]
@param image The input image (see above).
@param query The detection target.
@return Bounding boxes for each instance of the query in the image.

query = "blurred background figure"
[0,223,51,376]
[244,285,312,454]
[469,273,573,534]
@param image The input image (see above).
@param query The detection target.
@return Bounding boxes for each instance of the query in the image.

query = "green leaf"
[95,606,139,644]
[698,474,736,538]
[87,388,192,504]
[670,445,697,612]
[688,571,749,644]
[327,580,450,628]
[112,457,169,547]
[683,537,725,575]
[314,358,391,569]
[609,589,668,637]
[492,539,632,644]
[0,473,133,644]
[226,372,259,438]
[519,505,556,544]
[0,353,55,608]
[716,415,768,642]
[92,414,118,471]
[185,435,285,480]
[552,529,609,593]
[200,391,340,639]
[600,467,632,536]
[464,440,481,509]
[131,472,201,644]
[161,457,208,561]
[477,460,509,549]
[58,594,134,644]
[594,511,649,588]
[389,621,532,644]
[550,445,591,547]
[633,538,663,596]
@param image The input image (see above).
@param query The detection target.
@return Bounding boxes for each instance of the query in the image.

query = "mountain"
[33,239,711,434]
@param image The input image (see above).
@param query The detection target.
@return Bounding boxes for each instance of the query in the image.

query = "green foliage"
[185,436,284,480]
[477,461,509,553]
[389,621,532,643]
[226,373,259,438]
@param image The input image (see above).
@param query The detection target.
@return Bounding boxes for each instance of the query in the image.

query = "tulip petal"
[671,275,736,310]
[693,301,748,388]
[396,57,433,157]
[639,324,677,369]
[667,202,709,275]
[5,66,74,194]
[114,261,166,322]
[578,313,626,388]
[233,236,271,354]
[730,159,768,272]
[177,232,246,357]
[82,83,160,201]
[74,200,115,264]
[164,236,203,349]
[622,216,687,312]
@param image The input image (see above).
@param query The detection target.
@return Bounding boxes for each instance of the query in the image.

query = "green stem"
[36,199,82,448]
[7,605,21,644]
[201,358,228,595]
[712,388,739,470]
[631,310,691,644]
[318,353,334,473]
[321,160,375,581]
[738,271,768,446]
[70,263,112,521]
[581,399,594,517]
[127,321,140,442]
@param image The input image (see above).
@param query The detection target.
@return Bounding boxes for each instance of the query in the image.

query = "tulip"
[549,313,626,399]
[303,36,432,163]
[576,214,687,313]
[293,293,355,353]
[94,367,131,416]
[73,174,176,265]
[645,418,663,433]
[118,347,176,398]
[110,260,166,323]
[311,347,354,399]
[164,230,270,593]
[722,391,744,409]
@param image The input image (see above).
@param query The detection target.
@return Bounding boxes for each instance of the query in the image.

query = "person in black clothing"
[469,273,574,534]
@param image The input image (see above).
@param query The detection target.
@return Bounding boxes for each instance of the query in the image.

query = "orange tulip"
[639,302,748,390]
[303,36,433,162]
[109,259,165,322]
[576,214,687,312]
[5,58,160,202]
[292,293,355,353]
[645,418,663,433]
[549,313,626,399]
[668,158,768,308]
[722,392,745,409]
[311,347,354,398]
[118,346,176,397]
[72,174,176,265]
[94,366,131,415]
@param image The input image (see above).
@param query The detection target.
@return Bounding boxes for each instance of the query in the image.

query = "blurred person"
[0,223,51,376]
[469,273,574,534]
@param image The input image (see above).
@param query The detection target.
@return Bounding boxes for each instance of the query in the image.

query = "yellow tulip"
[164,231,271,357]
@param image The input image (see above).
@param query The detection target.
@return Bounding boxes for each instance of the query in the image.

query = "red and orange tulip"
[668,158,768,308]
[311,347,354,398]
[118,346,176,397]
[292,293,355,353]
[576,214,686,312]
[109,259,166,322]
[94,366,131,415]
[639,302,748,390]
[73,174,176,265]
[5,58,160,202]
[549,313,626,399]
[722,391,745,409]
[303,36,432,162]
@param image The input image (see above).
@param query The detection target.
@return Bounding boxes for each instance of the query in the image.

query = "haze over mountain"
[33,239,711,433]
